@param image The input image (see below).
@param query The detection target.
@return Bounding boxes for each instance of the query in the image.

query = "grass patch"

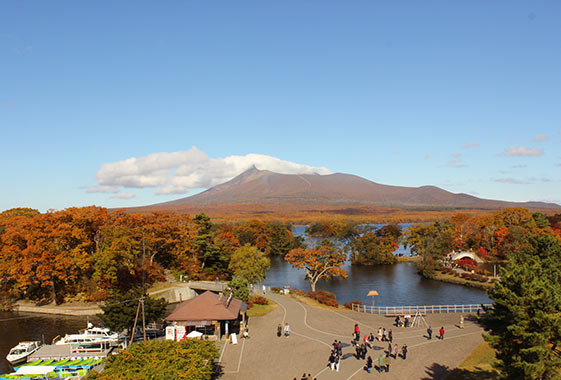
[444,342,498,380]
[395,256,420,263]
[147,281,178,293]
[247,298,277,317]
[433,272,495,290]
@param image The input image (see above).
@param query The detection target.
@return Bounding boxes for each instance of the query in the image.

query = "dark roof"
[165,291,247,322]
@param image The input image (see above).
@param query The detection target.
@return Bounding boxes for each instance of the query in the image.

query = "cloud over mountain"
[91,147,331,195]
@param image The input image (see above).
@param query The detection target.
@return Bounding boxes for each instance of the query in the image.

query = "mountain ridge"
[149,167,559,210]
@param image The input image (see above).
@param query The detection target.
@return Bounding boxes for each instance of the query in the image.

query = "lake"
[263,224,491,306]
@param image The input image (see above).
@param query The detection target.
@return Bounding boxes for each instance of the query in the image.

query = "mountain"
[150,167,559,210]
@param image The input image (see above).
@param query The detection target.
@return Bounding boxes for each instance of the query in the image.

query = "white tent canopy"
[15,365,57,375]
[186,330,203,338]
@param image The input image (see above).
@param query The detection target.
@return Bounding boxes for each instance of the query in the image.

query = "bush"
[251,296,268,305]
[271,287,282,293]
[305,290,338,307]
[344,300,362,309]
[440,267,453,274]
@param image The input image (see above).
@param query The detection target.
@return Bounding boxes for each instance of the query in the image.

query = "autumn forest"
[0,206,560,306]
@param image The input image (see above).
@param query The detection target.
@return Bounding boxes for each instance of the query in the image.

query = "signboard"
[165,326,176,341]
[175,326,186,341]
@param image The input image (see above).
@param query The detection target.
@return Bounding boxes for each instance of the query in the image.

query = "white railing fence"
[351,303,492,314]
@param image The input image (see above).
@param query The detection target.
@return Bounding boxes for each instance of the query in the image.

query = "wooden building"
[164,291,247,339]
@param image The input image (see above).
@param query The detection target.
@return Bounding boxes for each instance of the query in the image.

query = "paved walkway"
[219,294,484,380]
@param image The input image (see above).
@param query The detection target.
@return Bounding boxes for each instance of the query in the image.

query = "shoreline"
[11,301,101,316]
[431,272,495,291]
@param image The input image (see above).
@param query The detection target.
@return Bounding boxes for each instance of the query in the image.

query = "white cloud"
[450,152,462,158]
[491,177,550,184]
[511,164,527,169]
[503,146,544,157]
[85,185,120,193]
[532,134,549,142]
[491,177,529,184]
[93,147,331,195]
[463,142,480,149]
[111,193,136,199]
[447,160,467,168]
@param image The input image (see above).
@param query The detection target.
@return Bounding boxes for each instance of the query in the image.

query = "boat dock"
[28,344,114,362]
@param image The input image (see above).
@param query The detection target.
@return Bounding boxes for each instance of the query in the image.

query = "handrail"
[351,303,492,314]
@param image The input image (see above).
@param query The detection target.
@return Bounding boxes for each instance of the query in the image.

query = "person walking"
[377,353,386,373]
[377,327,383,341]
[459,315,464,329]
[387,342,392,357]
[388,329,393,343]
[284,322,290,338]
[392,343,399,359]
[354,324,360,341]
[439,326,445,340]
[401,344,408,360]
[337,340,343,356]
[427,326,432,340]
[277,324,282,338]
[335,355,340,372]
[365,356,373,373]
[385,355,391,373]
[328,352,336,370]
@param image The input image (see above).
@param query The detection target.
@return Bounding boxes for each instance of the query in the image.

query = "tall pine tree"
[482,234,561,379]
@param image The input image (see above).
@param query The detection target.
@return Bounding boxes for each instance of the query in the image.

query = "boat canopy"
[15,365,57,375]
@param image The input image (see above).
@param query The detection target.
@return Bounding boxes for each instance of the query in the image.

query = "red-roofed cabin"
[165,291,247,339]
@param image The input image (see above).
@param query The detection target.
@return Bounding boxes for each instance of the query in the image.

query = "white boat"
[6,341,42,365]
[54,324,123,347]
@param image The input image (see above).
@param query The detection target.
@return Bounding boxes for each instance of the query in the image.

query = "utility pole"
[129,296,148,345]
[141,297,146,341]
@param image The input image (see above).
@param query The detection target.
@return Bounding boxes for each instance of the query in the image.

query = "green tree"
[98,288,168,333]
[193,213,228,275]
[532,212,551,229]
[224,276,250,302]
[402,221,454,278]
[349,231,397,265]
[482,234,561,379]
[228,244,270,284]
[86,339,218,380]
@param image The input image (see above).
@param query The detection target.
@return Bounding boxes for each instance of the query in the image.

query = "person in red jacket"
[439,326,445,340]
[354,324,360,340]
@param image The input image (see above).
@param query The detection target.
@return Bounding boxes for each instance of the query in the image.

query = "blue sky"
[1,1,560,212]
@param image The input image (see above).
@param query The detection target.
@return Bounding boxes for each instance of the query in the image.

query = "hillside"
[131,167,559,213]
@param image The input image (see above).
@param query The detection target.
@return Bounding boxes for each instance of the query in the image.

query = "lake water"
[263,224,491,306]
[0,312,89,374]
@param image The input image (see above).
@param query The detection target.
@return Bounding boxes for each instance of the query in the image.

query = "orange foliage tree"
[285,245,347,291]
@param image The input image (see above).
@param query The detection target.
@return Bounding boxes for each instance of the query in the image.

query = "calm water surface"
[0,312,89,374]
[264,224,491,306]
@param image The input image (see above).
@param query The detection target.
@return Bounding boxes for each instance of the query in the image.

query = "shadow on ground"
[421,363,498,380]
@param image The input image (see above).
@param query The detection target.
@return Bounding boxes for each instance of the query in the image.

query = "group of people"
[327,340,343,371]
[293,374,317,380]
[290,319,452,377]
[278,323,290,338]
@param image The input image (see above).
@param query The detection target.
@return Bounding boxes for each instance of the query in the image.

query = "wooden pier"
[28,344,114,362]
